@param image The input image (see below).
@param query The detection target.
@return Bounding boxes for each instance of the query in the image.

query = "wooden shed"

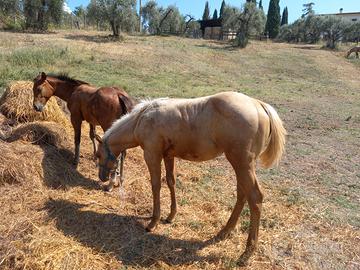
[198,19,236,40]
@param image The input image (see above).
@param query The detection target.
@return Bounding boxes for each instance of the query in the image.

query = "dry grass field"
[0,30,359,269]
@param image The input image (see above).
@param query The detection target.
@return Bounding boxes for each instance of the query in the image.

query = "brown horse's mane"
[47,73,90,86]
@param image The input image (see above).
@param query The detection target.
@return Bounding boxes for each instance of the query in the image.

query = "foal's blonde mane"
[103,98,168,140]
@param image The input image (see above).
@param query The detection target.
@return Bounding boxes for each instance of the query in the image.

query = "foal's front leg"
[71,117,82,168]
[144,150,162,232]
[89,124,97,158]
[118,150,126,183]
[104,151,126,192]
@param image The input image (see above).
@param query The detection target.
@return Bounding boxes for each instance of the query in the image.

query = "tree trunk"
[157,9,173,35]
[110,21,120,36]
[139,0,142,32]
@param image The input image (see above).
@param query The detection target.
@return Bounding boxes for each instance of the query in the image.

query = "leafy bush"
[278,15,356,49]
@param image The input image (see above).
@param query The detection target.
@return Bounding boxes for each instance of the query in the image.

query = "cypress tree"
[213,9,218,20]
[202,1,210,21]
[259,0,263,10]
[219,0,225,18]
[265,0,281,38]
[281,7,288,26]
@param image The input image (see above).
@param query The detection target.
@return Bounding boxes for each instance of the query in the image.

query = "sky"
[64,0,360,23]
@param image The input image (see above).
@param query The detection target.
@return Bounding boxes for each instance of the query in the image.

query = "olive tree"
[222,2,265,48]
[92,0,136,36]
[142,1,184,35]
[320,16,352,49]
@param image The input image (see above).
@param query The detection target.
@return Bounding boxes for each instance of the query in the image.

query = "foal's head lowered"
[95,135,118,182]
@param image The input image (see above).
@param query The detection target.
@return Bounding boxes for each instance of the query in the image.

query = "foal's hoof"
[72,160,79,168]
[237,248,255,266]
[145,221,158,232]
[165,214,176,224]
[215,229,232,241]
[103,185,113,192]
[164,218,173,224]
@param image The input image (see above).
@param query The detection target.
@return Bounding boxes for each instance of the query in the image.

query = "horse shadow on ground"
[195,43,237,51]
[64,34,123,44]
[39,144,101,190]
[293,45,321,50]
[44,198,224,267]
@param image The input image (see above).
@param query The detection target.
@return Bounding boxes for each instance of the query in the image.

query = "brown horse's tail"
[118,93,136,116]
[258,101,287,168]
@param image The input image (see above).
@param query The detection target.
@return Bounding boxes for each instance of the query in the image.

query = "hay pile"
[0,121,72,186]
[0,140,43,185]
[0,81,69,126]
[7,121,69,147]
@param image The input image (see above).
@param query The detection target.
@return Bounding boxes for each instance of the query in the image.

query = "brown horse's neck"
[46,77,78,102]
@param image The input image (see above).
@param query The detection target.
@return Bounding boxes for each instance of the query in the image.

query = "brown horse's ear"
[41,72,47,80]
[95,134,103,144]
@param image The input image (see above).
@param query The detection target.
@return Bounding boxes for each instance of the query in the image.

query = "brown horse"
[32,72,136,191]
[94,91,286,264]
[346,46,360,58]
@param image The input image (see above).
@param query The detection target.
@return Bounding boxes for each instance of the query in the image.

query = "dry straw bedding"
[0,81,359,269]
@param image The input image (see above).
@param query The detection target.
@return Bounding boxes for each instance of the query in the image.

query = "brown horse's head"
[95,135,118,182]
[32,72,55,112]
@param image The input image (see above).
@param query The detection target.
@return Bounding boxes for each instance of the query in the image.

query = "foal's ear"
[40,72,47,80]
[95,134,103,144]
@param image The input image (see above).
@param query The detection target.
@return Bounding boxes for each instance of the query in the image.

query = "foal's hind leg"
[164,157,177,223]
[216,178,246,240]
[238,168,263,265]
[220,151,263,265]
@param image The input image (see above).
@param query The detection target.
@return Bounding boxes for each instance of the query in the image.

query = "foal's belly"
[173,142,222,162]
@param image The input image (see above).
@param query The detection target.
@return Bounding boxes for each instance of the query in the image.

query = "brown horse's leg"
[356,51,359,59]
[164,157,177,223]
[144,150,162,232]
[71,117,82,167]
[89,124,97,158]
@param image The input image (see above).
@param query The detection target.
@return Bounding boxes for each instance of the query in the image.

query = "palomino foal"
[95,92,286,264]
[32,72,136,191]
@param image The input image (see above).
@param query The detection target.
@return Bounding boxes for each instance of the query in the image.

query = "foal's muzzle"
[99,166,111,182]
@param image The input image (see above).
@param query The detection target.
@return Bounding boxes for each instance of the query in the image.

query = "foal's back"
[136,92,268,161]
[71,85,135,130]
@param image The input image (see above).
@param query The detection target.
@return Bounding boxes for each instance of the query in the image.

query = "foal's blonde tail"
[258,101,287,168]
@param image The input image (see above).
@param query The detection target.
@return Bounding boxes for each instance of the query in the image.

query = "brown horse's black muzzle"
[33,103,44,112]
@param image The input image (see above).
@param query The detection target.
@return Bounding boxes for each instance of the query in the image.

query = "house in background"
[319,9,360,23]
